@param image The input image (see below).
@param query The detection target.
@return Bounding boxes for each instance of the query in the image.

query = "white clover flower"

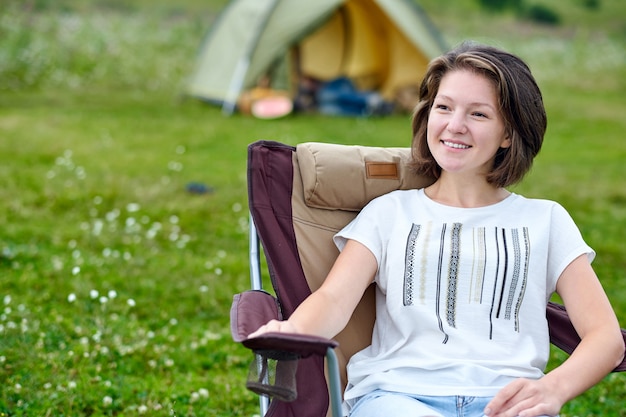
[198,388,209,398]
[71,266,80,276]
[3,295,10,305]
[68,381,77,389]
[67,293,77,303]
[190,392,200,403]
[14,383,22,392]
[90,290,99,299]
[138,405,148,414]
[126,203,141,213]
[108,290,117,299]
[127,299,136,307]
[103,395,113,406]
[99,296,108,304]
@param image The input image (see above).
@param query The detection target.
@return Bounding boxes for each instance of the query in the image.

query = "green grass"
[0,0,625,415]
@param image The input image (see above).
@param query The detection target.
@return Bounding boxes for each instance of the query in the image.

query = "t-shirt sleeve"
[333,196,391,267]
[548,202,595,289]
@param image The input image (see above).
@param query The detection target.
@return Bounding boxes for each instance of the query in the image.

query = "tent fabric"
[184,0,447,113]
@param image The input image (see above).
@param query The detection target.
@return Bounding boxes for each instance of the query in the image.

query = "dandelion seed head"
[90,290,99,299]
[72,266,80,275]
[3,295,11,305]
[127,298,136,307]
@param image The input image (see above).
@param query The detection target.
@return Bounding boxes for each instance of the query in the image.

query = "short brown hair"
[410,42,547,187]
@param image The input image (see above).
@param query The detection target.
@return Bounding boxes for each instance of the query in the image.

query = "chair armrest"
[243,332,338,359]
[231,290,281,343]
[231,290,338,358]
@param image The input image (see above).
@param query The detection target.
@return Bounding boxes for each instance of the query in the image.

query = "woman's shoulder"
[510,194,570,215]
[369,188,420,203]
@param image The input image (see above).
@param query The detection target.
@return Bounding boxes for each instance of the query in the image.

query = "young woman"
[249,42,624,417]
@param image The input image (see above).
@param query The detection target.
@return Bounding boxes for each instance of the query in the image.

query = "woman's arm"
[485,254,625,417]
[249,239,377,340]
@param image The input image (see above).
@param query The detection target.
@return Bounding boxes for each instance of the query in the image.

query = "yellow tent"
[185,0,446,115]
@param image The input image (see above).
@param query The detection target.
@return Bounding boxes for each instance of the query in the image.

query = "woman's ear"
[500,130,512,149]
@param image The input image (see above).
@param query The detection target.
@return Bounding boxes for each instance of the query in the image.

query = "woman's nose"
[447,112,467,134]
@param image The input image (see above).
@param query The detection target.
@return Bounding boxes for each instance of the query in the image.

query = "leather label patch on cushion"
[366,162,399,179]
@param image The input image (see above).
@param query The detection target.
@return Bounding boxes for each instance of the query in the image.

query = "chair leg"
[326,348,343,417]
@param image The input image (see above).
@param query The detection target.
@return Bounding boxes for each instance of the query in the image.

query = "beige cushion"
[296,142,433,211]
[291,143,435,408]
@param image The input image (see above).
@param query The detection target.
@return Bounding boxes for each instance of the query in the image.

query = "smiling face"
[426,69,511,180]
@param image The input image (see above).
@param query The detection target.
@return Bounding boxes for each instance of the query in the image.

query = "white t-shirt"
[334,189,594,408]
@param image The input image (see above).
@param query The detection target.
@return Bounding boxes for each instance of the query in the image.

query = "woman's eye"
[473,112,487,118]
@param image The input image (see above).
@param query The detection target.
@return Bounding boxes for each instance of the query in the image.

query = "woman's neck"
[424,177,510,208]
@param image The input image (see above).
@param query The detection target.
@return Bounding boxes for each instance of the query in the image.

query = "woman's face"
[426,69,510,180]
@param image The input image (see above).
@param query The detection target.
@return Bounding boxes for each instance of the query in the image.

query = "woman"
[250,42,624,417]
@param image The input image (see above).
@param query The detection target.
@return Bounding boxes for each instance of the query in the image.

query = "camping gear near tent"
[184,0,447,116]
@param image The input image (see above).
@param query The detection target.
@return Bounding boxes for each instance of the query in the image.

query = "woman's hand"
[248,319,299,339]
[484,377,563,417]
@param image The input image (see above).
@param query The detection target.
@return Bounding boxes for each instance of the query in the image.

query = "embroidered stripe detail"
[505,228,522,320]
[488,227,501,340]
[436,224,449,344]
[470,227,486,303]
[495,228,509,319]
[419,221,432,304]
[446,223,462,328]
[403,224,421,306]
[514,227,531,331]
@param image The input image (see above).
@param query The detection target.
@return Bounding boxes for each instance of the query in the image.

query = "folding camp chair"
[231,140,626,417]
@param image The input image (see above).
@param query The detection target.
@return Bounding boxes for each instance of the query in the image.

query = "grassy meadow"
[0,0,625,415]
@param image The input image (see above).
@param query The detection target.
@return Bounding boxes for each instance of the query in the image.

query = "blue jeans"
[349,389,558,417]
